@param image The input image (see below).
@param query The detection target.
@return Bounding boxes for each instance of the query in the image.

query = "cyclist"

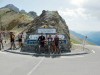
[38,33,45,53]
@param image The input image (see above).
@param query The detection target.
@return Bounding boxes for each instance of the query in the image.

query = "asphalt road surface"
[0,45,100,75]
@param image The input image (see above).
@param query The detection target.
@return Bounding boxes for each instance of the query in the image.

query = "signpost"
[27,28,67,45]
[27,34,67,45]
[27,40,38,45]
[83,36,87,50]
[29,34,65,40]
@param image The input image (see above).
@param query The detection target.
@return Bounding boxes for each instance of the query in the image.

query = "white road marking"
[60,55,84,58]
[92,50,95,53]
[27,57,44,75]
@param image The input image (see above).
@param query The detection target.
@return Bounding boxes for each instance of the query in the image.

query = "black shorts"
[18,39,22,42]
[55,43,59,47]
[10,39,14,42]
[39,42,45,47]
[0,39,2,43]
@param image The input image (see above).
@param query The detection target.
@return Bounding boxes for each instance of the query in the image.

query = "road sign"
[27,40,38,45]
[60,40,67,44]
[38,28,56,34]
[29,34,65,40]
[29,35,46,40]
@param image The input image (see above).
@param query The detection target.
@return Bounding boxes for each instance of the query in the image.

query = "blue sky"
[0,0,100,33]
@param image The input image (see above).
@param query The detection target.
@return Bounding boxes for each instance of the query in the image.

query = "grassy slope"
[70,33,95,45]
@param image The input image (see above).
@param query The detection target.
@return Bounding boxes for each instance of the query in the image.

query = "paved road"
[0,45,100,75]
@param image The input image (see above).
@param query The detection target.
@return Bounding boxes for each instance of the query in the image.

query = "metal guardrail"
[70,44,91,53]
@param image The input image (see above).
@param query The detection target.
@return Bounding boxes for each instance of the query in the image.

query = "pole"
[0,15,2,31]
[83,36,87,51]
[0,15,1,50]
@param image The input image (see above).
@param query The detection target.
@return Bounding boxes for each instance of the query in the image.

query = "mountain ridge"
[86,31,100,45]
[0,4,37,31]
[0,4,95,46]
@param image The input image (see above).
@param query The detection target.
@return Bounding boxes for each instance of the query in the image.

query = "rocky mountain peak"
[41,10,58,15]
[28,10,69,33]
[3,4,19,12]
[40,10,59,19]
[20,10,26,14]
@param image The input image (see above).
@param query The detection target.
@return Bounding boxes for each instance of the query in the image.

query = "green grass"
[70,38,81,44]
[88,41,96,45]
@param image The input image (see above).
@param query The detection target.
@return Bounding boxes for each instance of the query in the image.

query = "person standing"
[9,32,16,50]
[47,34,53,53]
[0,32,4,50]
[22,32,27,43]
[18,32,23,48]
[38,33,45,53]
[54,34,59,54]
[38,33,45,47]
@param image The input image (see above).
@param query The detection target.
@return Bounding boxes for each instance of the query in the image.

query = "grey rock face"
[0,4,36,31]
[28,10,70,40]
[20,10,27,14]
[28,11,37,18]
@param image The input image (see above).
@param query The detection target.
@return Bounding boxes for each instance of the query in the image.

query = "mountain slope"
[70,30,94,45]
[2,4,19,12]
[0,4,37,31]
[86,32,100,45]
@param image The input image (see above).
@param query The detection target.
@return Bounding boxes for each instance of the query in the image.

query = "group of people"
[38,33,60,54]
[9,32,26,50]
[0,31,26,50]
[0,31,60,54]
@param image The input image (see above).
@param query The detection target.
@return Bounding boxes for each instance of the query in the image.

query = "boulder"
[22,10,71,53]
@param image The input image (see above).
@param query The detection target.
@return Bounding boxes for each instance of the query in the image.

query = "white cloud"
[58,8,77,17]
[82,0,100,19]
[58,6,100,31]
[0,0,100,32]
[58,7,89,20]
[70,0,86,7]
